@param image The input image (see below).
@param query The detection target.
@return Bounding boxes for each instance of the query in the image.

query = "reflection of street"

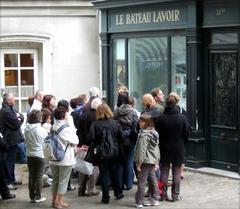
[2,164,239,209]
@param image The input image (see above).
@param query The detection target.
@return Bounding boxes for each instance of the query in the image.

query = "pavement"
[0,164,239,209]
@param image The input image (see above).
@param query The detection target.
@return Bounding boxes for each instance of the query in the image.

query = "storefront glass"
[171,36,186,110]
[128,37,168,110]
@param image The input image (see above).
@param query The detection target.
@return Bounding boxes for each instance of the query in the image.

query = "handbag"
[75,150,94,175]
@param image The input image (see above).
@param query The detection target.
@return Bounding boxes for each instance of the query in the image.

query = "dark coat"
[79,109,97,146]
[0,103,24,147]
[114,104,139,145]
[87,119,125,164]
[0,134,9,179]
[156,107,189,165]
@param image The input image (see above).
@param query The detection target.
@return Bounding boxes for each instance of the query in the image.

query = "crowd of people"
[0,86,189,208]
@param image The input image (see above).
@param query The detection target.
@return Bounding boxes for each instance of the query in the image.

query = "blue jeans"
[17,142,27,163]
[123,144,135,189]
[5,145,18,184]
[99,163,123,202]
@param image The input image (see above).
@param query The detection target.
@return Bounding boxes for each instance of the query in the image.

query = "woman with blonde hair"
[142,94,161,125]
[88,103,124,204]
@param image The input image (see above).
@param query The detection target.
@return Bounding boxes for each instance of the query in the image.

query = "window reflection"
[4,54,18,67]
[21,70,34,85]
[5,70,18,86]
[20,54,34,67]
[171,36,186,110]
[128,37,168,111]
[212,33,238,44]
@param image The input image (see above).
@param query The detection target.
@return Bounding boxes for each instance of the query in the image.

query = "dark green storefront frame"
[92,0,240,173]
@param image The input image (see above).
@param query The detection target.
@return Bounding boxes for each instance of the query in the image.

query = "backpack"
[96,126,118,162]
[43,124,69,161]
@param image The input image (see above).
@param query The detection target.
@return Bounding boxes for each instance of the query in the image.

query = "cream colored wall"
[0,0,100,101]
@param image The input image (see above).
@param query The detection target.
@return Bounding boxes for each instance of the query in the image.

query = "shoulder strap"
[55,124,69,135]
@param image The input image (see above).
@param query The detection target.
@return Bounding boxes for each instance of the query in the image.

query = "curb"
[185,167,240,180]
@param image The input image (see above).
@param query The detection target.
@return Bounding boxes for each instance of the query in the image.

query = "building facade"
[92,0,240,173]
[0,0,99,113]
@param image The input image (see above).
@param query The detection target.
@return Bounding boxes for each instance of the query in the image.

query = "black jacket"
[156,107,189,165]
[87,119,125,164]
[0,103,24,147]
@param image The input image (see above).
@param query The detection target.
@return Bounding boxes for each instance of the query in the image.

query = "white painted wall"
[0,0,100,101]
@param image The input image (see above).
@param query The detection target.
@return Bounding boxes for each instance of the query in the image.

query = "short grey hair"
[3,93,10,103]
[89,87,100,97]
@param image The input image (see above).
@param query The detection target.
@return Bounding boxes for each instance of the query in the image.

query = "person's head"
[169,92,180,104]
[28,95,35,107]
[53,107,66,120]
[118,85,128,94]
[42,94,56,110]
[151,88,164,104]
[91,98,102,110]
[142,94,156,109]
[166,95,177,109]
[96,103,113,120]
[128,96,136,107]
[79,94,88,104]
[35,90,44,102]
[3,93,15,106]
[57,100,70,112]
[117,92,129,107]
[41,108,52,124]
[27,109,43,124]
[139,113,154,129]
[70,97,81,109]
[89,87,100,98]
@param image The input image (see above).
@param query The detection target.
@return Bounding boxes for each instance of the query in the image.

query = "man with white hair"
[83,87,101,113]
[29,90,44,112]
[0,93,24,190]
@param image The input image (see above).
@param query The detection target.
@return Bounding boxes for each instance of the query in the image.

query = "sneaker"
[7,184,17,190]
[143,199,160,206]
[30,199,36,203]
[35,197,46,203]
[172,195,181,202]
[135,203,143,208]
[13,180,22,185]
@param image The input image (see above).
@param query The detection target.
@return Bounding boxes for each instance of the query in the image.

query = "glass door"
[1,49,38,113]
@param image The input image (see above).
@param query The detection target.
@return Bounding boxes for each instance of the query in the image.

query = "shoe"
[135,203,143,208]
[123,186,132,190]
[30,199,36,203]
[85,191,100,197]
[35,197,46,203]
[78,189,85,196]
[172,195,181,202]
[161,195,171,201]
[143,199,160,206]
[116,194,124,200]
[2,193,16,200]
[101,199,109,204]
[67,185,76,191]
[7,184,17,190]
[13,180,22,185]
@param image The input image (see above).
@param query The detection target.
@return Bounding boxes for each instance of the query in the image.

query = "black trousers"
[0,152,10,198]
[27,156,45,200]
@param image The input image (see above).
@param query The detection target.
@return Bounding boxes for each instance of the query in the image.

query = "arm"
[135,133,147,167]
[2,110,23,130]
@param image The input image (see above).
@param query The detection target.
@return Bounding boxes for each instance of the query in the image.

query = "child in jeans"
[134,113,160,208]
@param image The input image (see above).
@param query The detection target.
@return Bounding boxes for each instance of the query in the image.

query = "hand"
[137,165,141,172]
[155,164,159,171]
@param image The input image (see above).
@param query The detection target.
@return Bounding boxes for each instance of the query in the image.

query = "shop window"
[1,51,37,113]
[171,36,187,110]
[128,37,168,110]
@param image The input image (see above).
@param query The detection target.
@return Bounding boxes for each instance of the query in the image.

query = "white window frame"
[0,49,38,113]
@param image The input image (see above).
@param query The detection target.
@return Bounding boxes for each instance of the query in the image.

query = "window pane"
[21,70,34,85]
[128,37,168,111]
[21,100,29,113]
[171,36,187,110]
[21,86,34,98]
[4,54,18,67]
[5,86,19,97]
[20,54,34,67]
[113,39,126,105]
[5,70,18,86]
[212,33,238,44]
